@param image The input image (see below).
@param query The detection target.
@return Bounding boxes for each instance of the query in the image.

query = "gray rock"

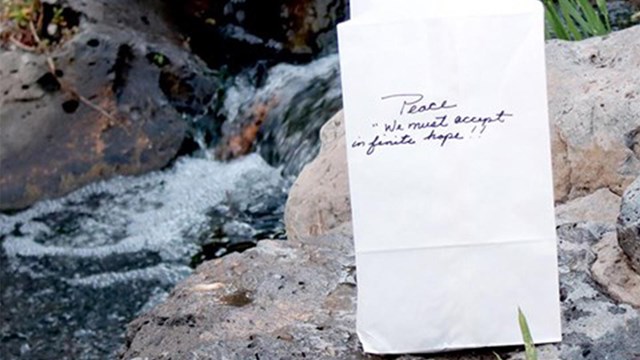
[547,25,640,202]
[0,0,221,211]
[618,176,640,272]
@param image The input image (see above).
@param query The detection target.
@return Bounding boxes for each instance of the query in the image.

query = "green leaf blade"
[518,308,538,360]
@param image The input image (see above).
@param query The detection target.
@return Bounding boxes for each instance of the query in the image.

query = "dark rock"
[618,176,640,273]
[0,0,221,211]
[607,0,639,30]
[166,0,348,70]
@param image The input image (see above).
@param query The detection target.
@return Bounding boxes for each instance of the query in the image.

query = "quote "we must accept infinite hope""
[351,93,514,155]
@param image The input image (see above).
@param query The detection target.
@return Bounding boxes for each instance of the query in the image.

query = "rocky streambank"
[0,0,347,211]
[121,26,640,360]
[1,1,346,357]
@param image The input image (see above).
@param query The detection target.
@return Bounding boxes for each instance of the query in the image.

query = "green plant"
[153,53,167,66]
[543,0,611,40]
[518,308,538,360]
[2,0,37,27]
[494,308,538,360]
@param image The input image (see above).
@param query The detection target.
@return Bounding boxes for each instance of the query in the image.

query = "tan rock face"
[555,188,621,227]
[592,232,640,308]
[284,111,351,243]
[546,27,640,202]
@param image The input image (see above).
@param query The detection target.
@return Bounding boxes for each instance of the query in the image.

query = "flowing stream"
[0,55,341,359]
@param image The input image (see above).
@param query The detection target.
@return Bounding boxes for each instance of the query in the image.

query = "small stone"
[191,283,225,292]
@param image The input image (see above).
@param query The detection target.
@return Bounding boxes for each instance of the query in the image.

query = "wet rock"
[167,0,348,70]
[618,176,640,273]
[547,25,640,202]
[0,0,221,211]
[285,111,351,242]
[216,55,342,176]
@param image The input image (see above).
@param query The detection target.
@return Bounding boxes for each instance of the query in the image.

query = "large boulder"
[547,26,640,202]
[0,0,220,211]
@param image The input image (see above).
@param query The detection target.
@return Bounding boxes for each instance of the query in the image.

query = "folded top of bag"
[349,0,540,23]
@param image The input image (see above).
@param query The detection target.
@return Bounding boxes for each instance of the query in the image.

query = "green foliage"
[51,6,64,26]
[2,0,38,27]
[153,53,167,66]
[494,308,538,360]
[518,308,538,360]
[542,0,611,40]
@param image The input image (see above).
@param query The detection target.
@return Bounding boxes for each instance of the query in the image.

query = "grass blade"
[596,0,611,32]
[559,0,583,40]
[518,308,538,360]
[563,0,593,36]
[543,1,570,40]
[576,0,606,35]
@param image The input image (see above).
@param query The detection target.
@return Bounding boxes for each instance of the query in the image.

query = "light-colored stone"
[547,26,640,202]
[555,188,621,228]
[618,176,640,273]
[592,232,640,308]
[284,111,351,243]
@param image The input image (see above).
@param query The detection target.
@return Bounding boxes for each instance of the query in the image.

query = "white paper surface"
[339,0,562,354]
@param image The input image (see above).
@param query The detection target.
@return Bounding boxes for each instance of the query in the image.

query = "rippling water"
[0,155,288,359]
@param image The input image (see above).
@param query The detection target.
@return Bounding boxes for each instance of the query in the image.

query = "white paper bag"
[338,0,562,354]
